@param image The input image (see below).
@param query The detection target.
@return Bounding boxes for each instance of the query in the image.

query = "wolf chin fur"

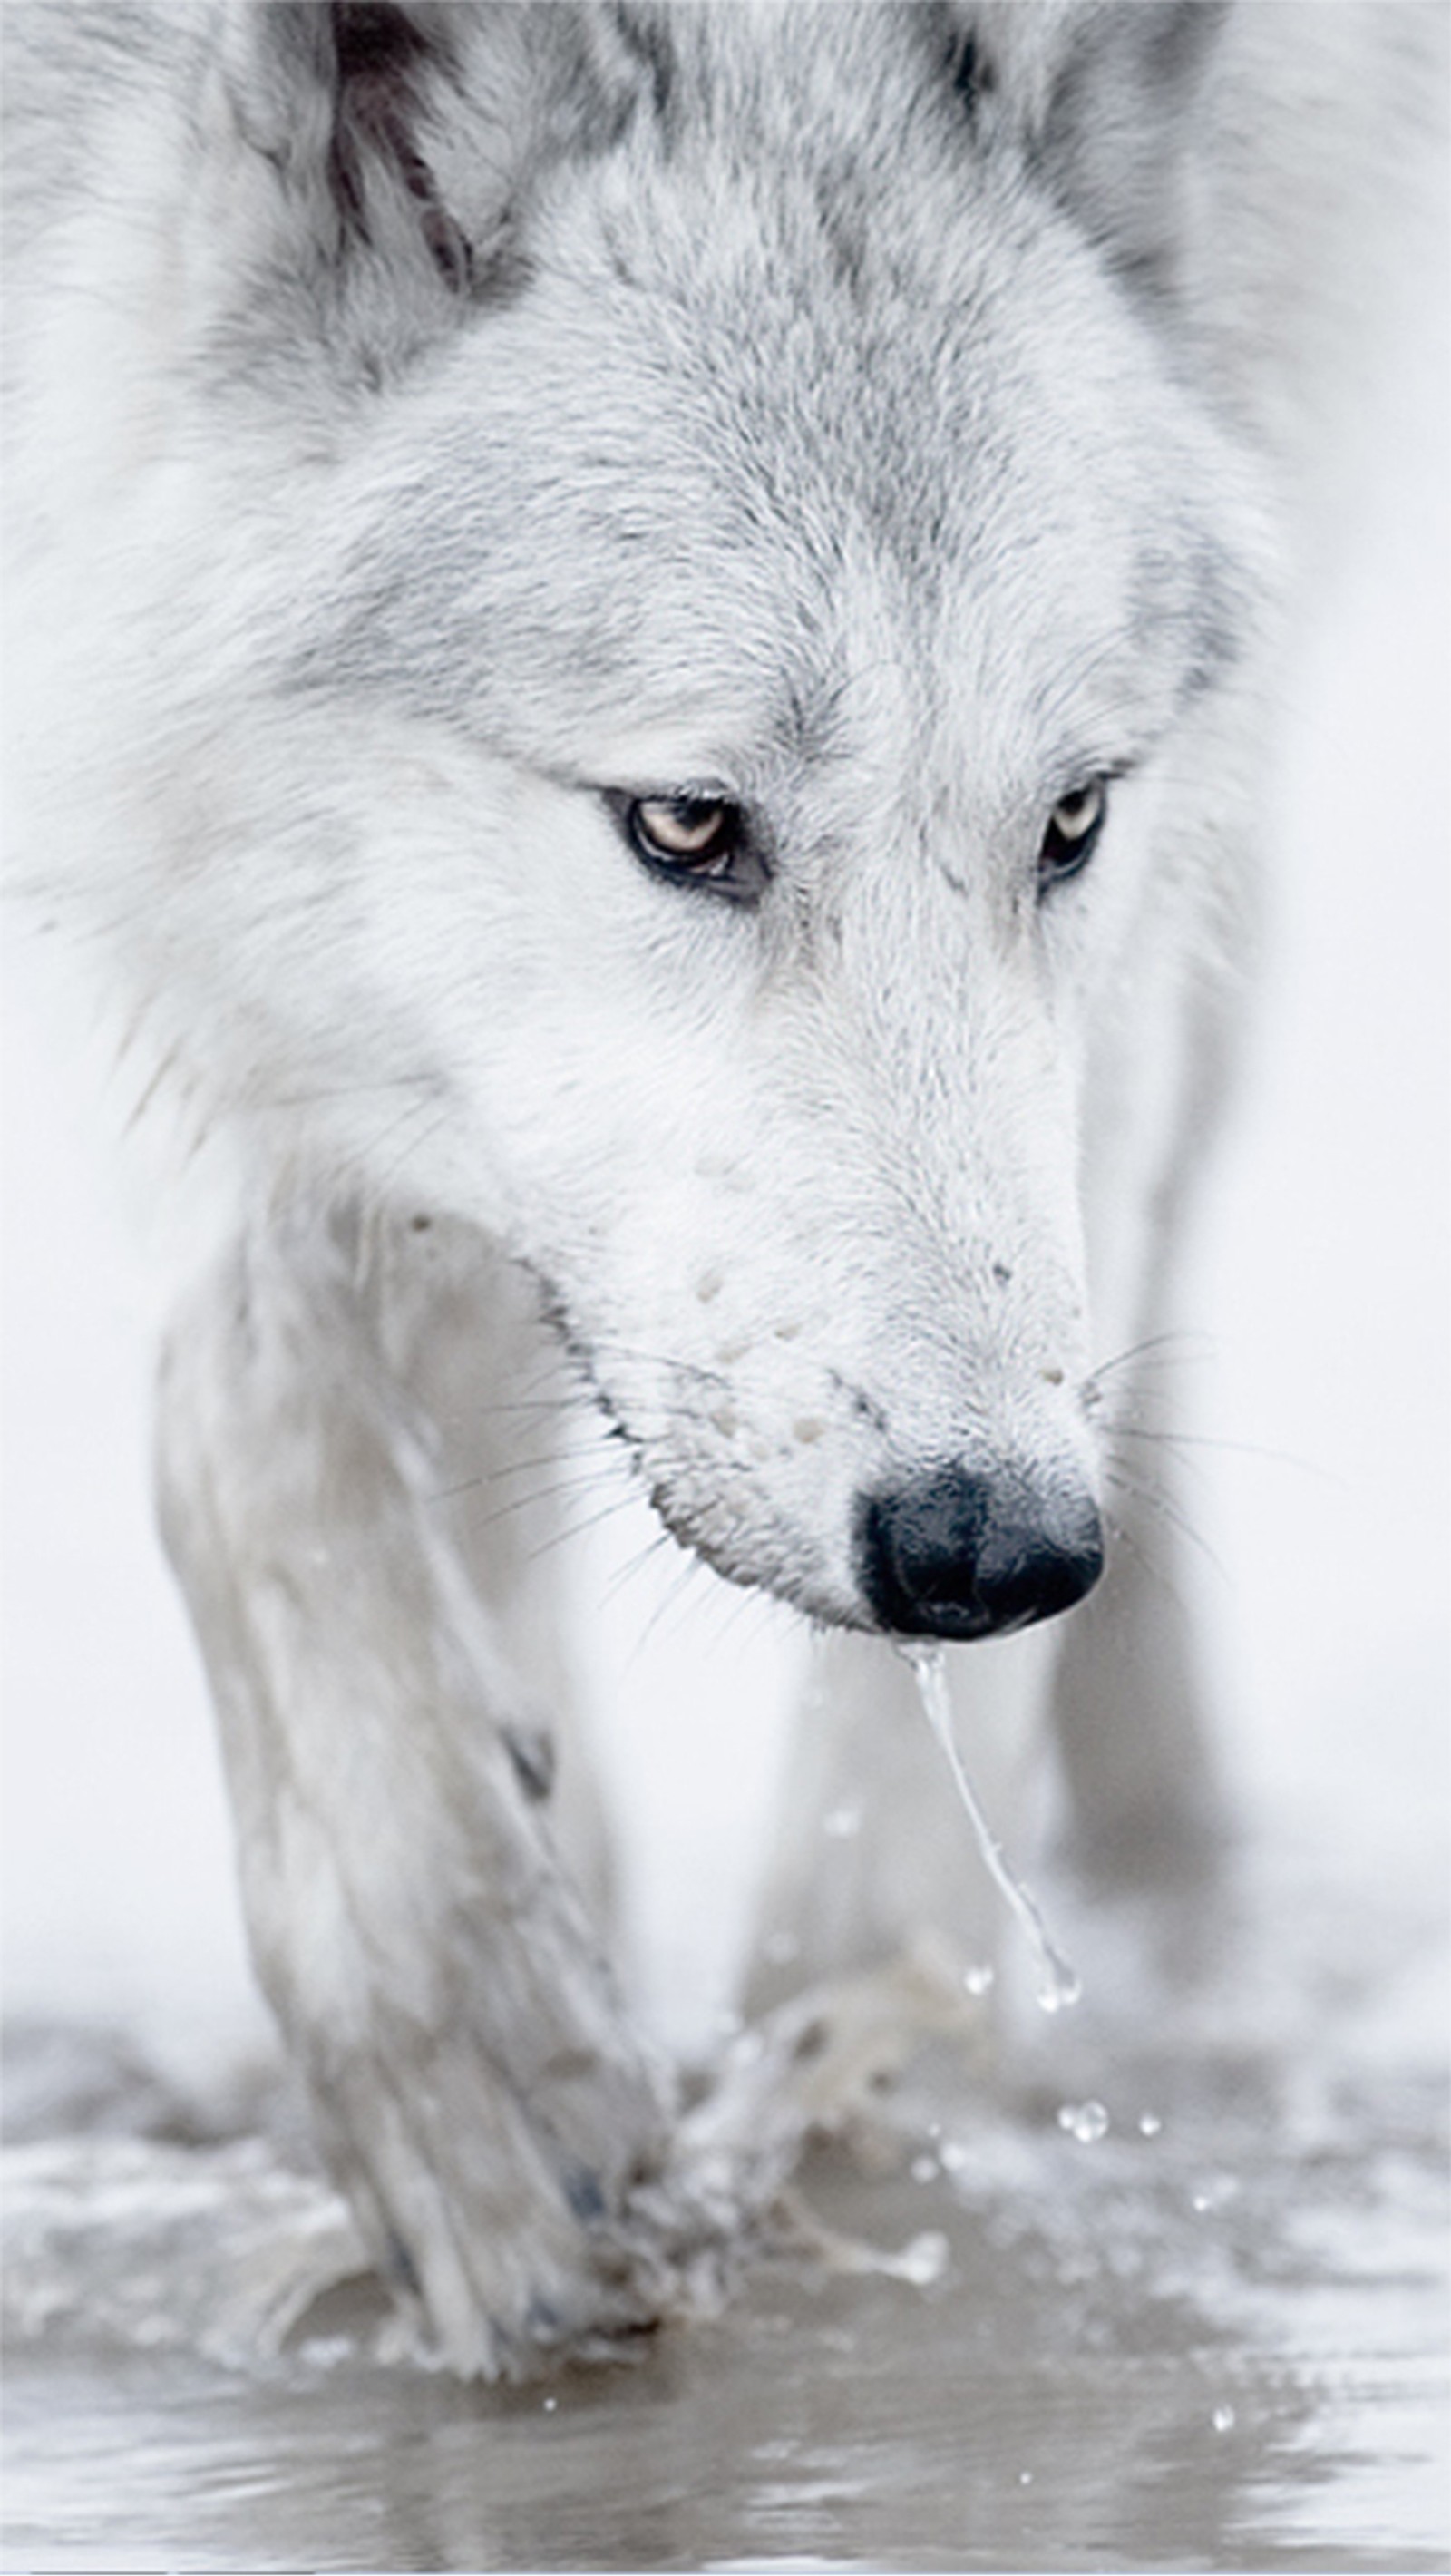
[3,2,1442,2375]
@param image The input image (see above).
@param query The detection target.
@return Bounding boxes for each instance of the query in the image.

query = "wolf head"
[57,3,1276,1634]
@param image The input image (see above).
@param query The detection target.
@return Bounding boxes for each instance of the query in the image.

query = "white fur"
[3,1,1442,2374]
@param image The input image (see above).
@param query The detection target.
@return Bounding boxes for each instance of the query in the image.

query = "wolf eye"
[1038,778,1108,888]
[632,795,735,867]
[615,794,765,901]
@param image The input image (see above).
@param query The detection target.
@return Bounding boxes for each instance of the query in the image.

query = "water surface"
[5,1780,1446,2575]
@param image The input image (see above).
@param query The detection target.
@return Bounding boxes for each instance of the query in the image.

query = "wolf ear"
[969,2,1229,294]
[206,3,618,369]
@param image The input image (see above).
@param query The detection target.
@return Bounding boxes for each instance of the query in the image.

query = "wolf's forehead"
[604,0,964,167]
[303,327,1238,789]
[293,17,1252,765]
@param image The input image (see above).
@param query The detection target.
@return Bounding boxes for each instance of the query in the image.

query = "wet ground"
[5,1757,1446,2576]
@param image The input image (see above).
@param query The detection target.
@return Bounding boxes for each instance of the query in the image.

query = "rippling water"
[5,1722,1446,2576]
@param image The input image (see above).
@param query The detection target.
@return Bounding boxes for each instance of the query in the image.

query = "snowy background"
[4,392,1446,2093]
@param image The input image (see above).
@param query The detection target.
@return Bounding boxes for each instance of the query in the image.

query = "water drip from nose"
[901,1641,1082,2014]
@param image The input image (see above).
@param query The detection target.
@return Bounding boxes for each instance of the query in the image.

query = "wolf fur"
[4,1,1442,2374]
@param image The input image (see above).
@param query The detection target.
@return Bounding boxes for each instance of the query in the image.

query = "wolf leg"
[365,1215,618,1927]
[1051,903,1248,1888]
[1048,1368,1230,1888]
[155,1206,671,2376]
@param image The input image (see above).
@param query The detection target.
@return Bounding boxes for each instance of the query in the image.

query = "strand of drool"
[903,1642,1082,2014]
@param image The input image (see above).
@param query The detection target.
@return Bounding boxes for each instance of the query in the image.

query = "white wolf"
[3,1,1442,2375]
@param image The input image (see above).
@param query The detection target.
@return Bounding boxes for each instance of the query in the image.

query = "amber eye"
[631,795,736,866]
[1038,777,1108,888]
[613,792,766,900]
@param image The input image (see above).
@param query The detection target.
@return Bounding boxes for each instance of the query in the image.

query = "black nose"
[856,1465,1104,1640]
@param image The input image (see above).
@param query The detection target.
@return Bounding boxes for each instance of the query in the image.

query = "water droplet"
[1018,2470,1034,2487]
[939,2138,969,2174]
[1212,2404,1235,2434]
[542,2395,558,2414]
[903,1643,1081,2012]
[1057,2099,1110,2144]
[895,2230,949,2287]
[1034,1960,1084,2013]
[1190,2173,1239,2216]
[1137,2111,1163,2138]
[910,2152,938,2183]
[963,1962,996,1996]
[823,1802,862,1839]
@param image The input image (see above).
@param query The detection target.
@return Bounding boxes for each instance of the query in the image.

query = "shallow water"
[4,2114,1446,2573]
[5,1789,1446,2576]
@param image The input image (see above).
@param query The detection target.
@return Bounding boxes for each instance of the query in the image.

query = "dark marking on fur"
[611,5,678,135]
[930,6,994,125]
[832,1372,889,1438]
[792,2017,829,2064]
[949,27,983,117]
[502,1720,556,1805]
[522,1273,653,1477]
[322,4,476,293]
[385,2227,421,2294]
[326,5,428,236]
[413,179,475,295]
[563,2164,608,2223]
[333,4,434,82]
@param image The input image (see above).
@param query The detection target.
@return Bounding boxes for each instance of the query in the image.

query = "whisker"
[1109,1423,1333,1481]
[1100,1506,1191,1616]
[1086,1328,1214,1392]
[424,1445,627,1517]
[525,1489,654,1564]
[598,1527,678,1615]
[1103,1461,1228,1587]
[703,1571,785,1658]
[365,1102,453,1210]
[628,1549,714,1664]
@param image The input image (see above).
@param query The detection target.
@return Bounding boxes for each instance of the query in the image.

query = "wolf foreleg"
[154,1212,673,2376]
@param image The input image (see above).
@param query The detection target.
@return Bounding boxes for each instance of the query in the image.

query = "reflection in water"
[3,2136,1446,2572]
[4,1781,1447,2574]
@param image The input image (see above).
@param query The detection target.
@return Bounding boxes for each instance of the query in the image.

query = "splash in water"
[902,1642,1082,2014]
